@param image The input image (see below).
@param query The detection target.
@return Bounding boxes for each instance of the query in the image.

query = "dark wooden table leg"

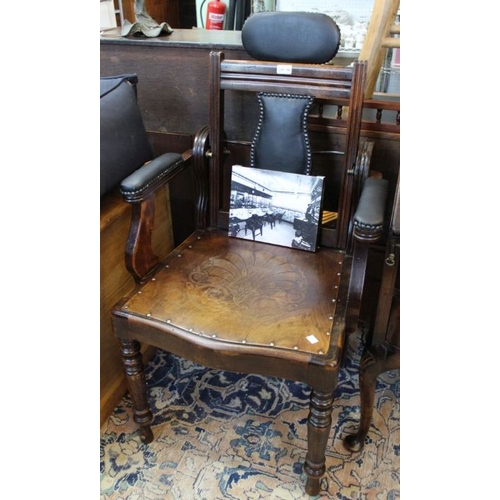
[120,338,154,444]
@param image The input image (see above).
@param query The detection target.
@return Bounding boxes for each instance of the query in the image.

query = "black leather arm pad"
[353,177,389,241]
[120,152,184,203]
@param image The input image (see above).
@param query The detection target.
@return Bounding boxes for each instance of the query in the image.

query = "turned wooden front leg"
[304,390,335,496]
[120,339,154,444]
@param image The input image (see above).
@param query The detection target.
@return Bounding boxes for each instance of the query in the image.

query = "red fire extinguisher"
[205,0,226,30]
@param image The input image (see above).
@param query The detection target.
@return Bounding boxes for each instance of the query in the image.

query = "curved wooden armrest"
[352,177,388,242]
[121,127,210,282]
[119,150,193,282]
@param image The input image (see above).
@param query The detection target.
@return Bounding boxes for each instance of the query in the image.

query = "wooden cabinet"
[121,0,180,28]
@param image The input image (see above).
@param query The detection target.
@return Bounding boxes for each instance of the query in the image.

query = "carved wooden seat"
[111,12,389,495]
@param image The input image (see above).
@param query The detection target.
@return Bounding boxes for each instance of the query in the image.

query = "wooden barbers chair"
[112,12,389,495]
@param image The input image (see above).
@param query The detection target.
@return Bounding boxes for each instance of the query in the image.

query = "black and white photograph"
[229,165,325,252]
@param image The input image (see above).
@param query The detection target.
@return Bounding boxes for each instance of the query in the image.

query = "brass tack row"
[146,320,326,354]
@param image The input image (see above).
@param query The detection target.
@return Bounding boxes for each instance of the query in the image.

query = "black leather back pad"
[251,93,314,175]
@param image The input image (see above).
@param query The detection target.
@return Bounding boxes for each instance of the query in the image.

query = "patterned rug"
[100,328,400,499]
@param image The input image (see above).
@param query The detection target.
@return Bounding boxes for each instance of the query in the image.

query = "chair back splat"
[208,54,368,249]
[111,11,389,496]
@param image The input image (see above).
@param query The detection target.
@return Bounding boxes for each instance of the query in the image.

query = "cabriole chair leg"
[343,342,400,452]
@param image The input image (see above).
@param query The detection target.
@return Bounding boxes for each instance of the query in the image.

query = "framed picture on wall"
[229,165,325,252]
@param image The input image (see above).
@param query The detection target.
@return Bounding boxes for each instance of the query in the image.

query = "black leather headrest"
[242,12,340,64]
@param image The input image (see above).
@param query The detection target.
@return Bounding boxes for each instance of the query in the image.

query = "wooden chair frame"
[111,52,388,495]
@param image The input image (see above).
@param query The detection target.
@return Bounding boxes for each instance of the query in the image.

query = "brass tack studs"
[294,346,298,350]
[151,278,156,281]
[269,342,274,347]
[166,319,171,323]
[318,350,324,355]
[146,313,152,317]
